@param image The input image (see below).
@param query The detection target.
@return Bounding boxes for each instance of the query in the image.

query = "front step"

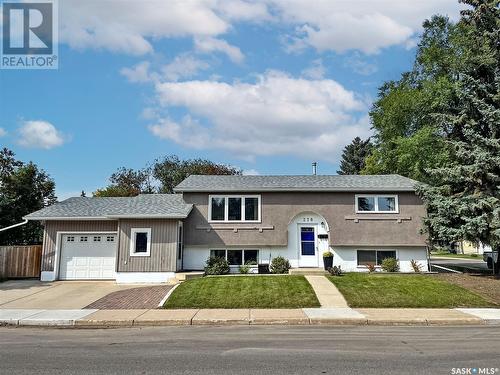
[289,268,328,275]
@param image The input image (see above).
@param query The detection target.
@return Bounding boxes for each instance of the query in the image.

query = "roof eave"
[24,216,113,221]
[175,187,416,193]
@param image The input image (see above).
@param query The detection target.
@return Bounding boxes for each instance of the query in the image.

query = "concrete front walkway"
[305,275,349,308]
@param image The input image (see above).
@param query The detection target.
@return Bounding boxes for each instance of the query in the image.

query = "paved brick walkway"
[84,286,172,310]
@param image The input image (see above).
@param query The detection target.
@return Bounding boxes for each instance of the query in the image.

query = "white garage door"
[59,234,117,280]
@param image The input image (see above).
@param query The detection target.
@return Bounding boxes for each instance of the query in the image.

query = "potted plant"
[323,251,333,270]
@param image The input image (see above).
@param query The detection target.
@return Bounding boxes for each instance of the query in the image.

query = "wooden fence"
[0,245,42,279]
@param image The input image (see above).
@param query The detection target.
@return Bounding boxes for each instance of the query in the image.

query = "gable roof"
[24,194,193,221]
[174,174,419,192]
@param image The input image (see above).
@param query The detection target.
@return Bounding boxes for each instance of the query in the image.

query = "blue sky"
[0,0,461,199]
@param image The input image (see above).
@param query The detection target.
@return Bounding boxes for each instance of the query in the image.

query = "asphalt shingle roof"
[174,174,419,192]
[24,194,192,220]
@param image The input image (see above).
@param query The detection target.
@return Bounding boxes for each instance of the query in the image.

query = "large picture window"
[209,195,261,222]
[357,250,396,266]
[210,249,259,266]
[355,195,398,213]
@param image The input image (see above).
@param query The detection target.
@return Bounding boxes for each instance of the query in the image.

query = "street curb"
[1,318,490,328]
[1,307,499,328]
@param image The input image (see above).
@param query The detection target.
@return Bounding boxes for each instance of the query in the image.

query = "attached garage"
[58,233,117,280]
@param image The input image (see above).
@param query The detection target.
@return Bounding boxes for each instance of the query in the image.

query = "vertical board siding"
[0,245,42,278]
[117,219,178,272]
[41,221,118,272]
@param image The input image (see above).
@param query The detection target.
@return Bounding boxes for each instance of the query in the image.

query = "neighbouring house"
[24,174,429,283]
[456,241,492,255]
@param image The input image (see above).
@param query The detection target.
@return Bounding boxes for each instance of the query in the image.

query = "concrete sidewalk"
[1,307,500,327]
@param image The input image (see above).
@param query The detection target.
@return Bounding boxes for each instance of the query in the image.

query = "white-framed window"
[208,195,261,222]
[93,236,101,242]
[209,249,259,266]
[130,228,151,257]
[357,250,397,266]
[106,236,115,242]
[355,194,398,213]
[80,236,88,242]
[66,236,75,242]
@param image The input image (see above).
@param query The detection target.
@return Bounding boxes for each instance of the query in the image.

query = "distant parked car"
[483,251,498,269]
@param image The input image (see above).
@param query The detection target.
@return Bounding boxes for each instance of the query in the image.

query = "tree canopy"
[416,0,500,249]
[363,0,499,249]
[0,148,57,245]
[94,155,241,196]
[337,137,373,175]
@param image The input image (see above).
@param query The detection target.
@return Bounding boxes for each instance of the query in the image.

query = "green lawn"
[164,275,320,309]
[328,273,495,308]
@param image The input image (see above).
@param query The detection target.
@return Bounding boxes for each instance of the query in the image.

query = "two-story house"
[25,174,429,283]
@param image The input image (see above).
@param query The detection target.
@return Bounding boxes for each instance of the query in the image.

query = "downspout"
[0,219,28,232]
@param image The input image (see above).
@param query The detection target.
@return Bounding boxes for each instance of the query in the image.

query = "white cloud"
[302,59,326,79]
[121,54,210,84]
[344,53,378,76]
[17,121,66,149]
[149,71,370,161]
[271,0,461,54]
[57,0,460,57]
[194,37,245,63]
[120,61,155,83]
[0,127,7,137]
[162,54,210,81]
[58,0,270,56]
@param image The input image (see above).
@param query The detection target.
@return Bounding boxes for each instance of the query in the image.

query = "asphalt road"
[1,326,499,375]
[431,257,490,273]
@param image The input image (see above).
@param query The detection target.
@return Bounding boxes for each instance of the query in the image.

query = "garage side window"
[130,228,151,257]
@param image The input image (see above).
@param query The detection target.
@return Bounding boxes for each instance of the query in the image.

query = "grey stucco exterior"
[182,191,427,248]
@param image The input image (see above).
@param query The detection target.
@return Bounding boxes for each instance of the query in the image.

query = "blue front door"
[299,226,317,267]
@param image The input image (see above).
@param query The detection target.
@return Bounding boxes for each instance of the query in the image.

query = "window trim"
[356,249,398,267]
[208,195,261,223]
[209,249,260,266]
[355,194,399,214]
[129,228,151,257]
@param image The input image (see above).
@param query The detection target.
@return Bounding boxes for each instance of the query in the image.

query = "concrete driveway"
[0,280,140,309]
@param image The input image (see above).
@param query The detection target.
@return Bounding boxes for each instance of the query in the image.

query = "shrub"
[238,261,256,274]
[381,257,399,272]
[239,264,251,274]
[327,265,342,276]
[270,256,291,274]
[470,254,479,258]
[410,259,423,272]
[204,257,230,275]
[366,263,376,273]
[323,251,333,258]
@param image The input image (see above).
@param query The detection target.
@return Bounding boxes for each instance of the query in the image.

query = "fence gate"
[0,245,42,279]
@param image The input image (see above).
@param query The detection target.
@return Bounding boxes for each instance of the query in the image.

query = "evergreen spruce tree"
[337,137,373,175]
[417,0,500,258]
